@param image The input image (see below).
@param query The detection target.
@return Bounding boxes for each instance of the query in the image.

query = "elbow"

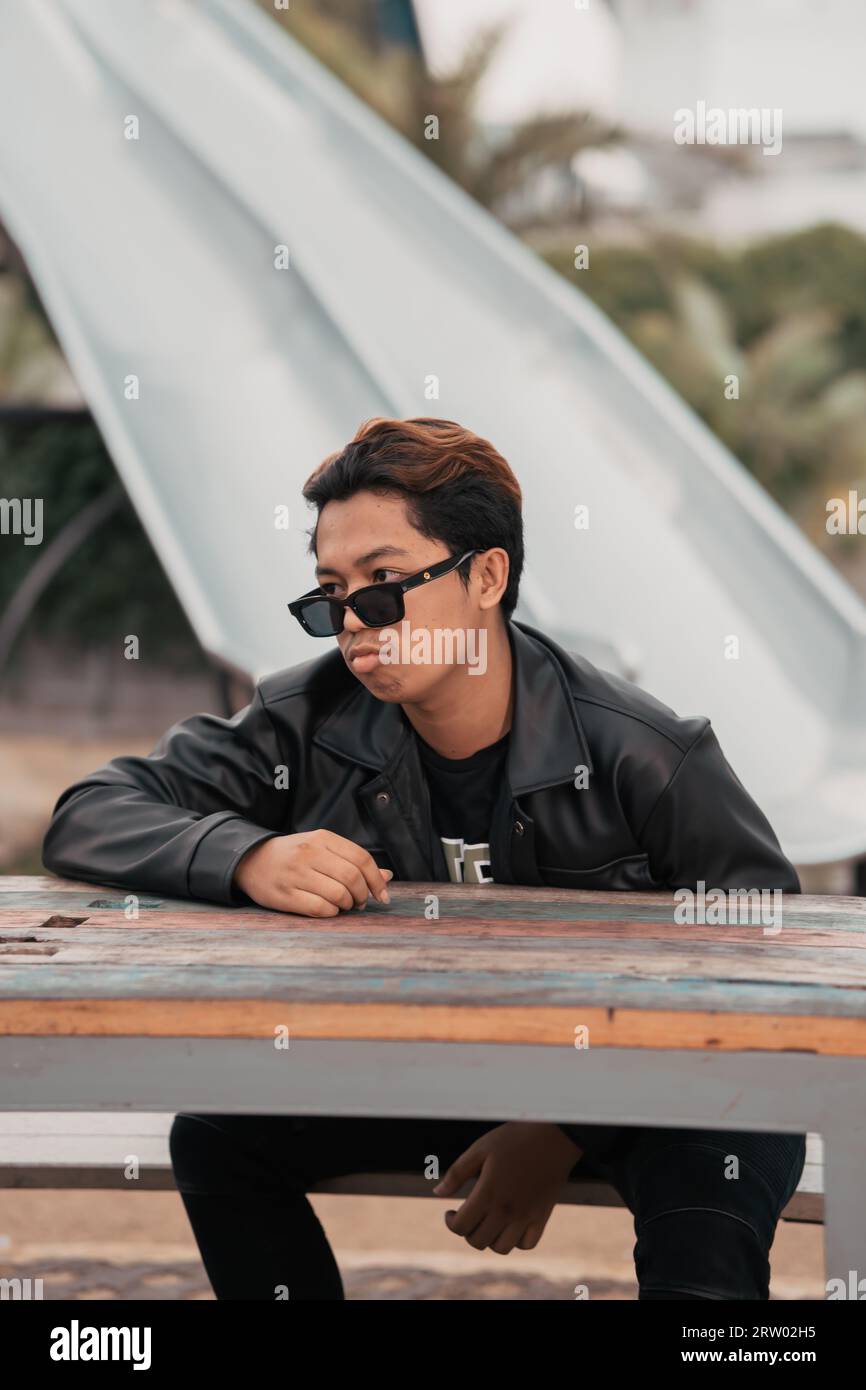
[41,821,72,879]
[40,781,105,880]
[41,796,88,880]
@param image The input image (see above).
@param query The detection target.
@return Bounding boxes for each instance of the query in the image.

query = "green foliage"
[543,223,866,520]
[0,418,207,667]
[547,243,672,321]
[258,0,617,210]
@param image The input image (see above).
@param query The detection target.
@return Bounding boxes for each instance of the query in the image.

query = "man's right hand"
[233,829,393,917]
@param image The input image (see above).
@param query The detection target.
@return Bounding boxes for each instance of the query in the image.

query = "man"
[43,416,806,1300]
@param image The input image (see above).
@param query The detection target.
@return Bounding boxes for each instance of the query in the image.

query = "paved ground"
[0,1258,823,1301]
[0,733,159,870]
[0,1256,627,1300]
[0,1190,826,1300]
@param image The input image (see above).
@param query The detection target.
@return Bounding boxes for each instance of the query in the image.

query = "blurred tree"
[0,275,78,404]
[545,224,866,556]
[0,417,207,667]
[258,0,618,211]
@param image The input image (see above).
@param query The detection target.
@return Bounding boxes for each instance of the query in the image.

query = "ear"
[477,548,510,611]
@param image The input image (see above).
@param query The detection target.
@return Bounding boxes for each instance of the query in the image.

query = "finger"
[443,1173,489,1236]
[490,1221,527,1256]
[433,1145,483,1197]
[275,887,341,919]
[462,1208,512,1251]
[444,1207,486,1241]
[300,851,372,909]
[294,867,362,912]
[314,831,393,901]
[516,1220,546,1250]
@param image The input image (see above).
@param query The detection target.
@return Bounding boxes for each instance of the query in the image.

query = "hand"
[233,829,394,917]
[432,1122,581,1254]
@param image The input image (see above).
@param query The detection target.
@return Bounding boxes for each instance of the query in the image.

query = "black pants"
[169,1113,806,1300]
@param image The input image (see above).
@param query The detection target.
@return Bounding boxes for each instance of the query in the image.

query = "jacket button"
[376,791,391,806]
[514,820,525,835]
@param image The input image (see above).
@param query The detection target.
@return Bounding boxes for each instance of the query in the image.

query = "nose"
[342,605,367,634]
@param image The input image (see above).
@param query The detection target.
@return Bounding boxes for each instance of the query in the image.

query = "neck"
[399,617,514,759]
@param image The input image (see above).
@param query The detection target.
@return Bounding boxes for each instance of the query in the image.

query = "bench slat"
[0,1118,824,1222]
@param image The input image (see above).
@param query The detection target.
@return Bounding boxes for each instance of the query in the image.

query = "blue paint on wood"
[0,963,864,1017]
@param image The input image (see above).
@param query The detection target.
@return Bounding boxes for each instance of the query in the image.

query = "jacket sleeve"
[636,722,801,893]
[41,687,288,904]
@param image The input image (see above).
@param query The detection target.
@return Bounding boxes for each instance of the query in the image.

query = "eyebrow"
[315,546,412,580]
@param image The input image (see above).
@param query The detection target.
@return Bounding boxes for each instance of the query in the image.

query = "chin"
[356,667,405,699]
[385,667,453,703]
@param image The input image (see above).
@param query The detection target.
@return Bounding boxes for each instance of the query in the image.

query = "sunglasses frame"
[288,548,481,637]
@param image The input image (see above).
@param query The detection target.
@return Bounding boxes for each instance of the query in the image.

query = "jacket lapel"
[311,619,594,881]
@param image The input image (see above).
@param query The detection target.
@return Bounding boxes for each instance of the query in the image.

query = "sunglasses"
[288,549,480,637]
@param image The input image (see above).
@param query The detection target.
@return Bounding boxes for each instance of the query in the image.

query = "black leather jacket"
[43,618,800,903]
[42,618,799,1164]
[42,617,800,900]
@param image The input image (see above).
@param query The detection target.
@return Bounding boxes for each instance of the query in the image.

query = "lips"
[347,645,381,673]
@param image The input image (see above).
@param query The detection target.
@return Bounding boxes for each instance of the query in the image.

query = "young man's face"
[312,489,497,703]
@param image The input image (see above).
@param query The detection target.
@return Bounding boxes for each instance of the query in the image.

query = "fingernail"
[379,889,390,904]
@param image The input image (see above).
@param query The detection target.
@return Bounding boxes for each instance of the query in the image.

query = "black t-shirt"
[416,731,510,884]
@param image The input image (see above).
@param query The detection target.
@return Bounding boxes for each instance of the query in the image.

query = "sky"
[412,0,866,138]
[414,0,619,125]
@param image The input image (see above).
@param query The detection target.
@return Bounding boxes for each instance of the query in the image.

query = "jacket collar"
[312,618,594,796]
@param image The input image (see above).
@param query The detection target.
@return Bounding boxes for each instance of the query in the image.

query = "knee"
[630,1139,791,1300]
[169,1113,289,1198]
[636,1206,771,1300]
[169,1114,228,1195]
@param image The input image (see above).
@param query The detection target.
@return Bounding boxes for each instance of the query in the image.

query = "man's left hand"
[432,1121,581,1254]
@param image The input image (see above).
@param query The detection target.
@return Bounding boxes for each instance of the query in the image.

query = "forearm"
[42,781,279,903]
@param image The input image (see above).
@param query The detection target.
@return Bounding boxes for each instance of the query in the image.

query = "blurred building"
[414,0,866,241]
[611,0,866,140]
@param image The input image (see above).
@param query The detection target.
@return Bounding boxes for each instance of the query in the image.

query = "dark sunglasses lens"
[300,597,344,636]
[354,588,402,627]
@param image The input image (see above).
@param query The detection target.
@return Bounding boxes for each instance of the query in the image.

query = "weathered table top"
[2,876,865,1055]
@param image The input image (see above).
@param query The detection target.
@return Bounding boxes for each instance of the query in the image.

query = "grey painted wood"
[0,1037,853,1275]
[0,1036,856,1129]
[0,1114,825,1221]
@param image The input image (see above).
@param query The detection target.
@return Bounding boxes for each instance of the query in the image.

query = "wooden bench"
[2,876,861,1283]
[0,1114,825,1223]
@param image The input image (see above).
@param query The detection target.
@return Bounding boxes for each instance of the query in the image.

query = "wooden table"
[2,875,865,1286]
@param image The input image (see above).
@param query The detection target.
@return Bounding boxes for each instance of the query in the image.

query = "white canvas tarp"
[0,0,864,864]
